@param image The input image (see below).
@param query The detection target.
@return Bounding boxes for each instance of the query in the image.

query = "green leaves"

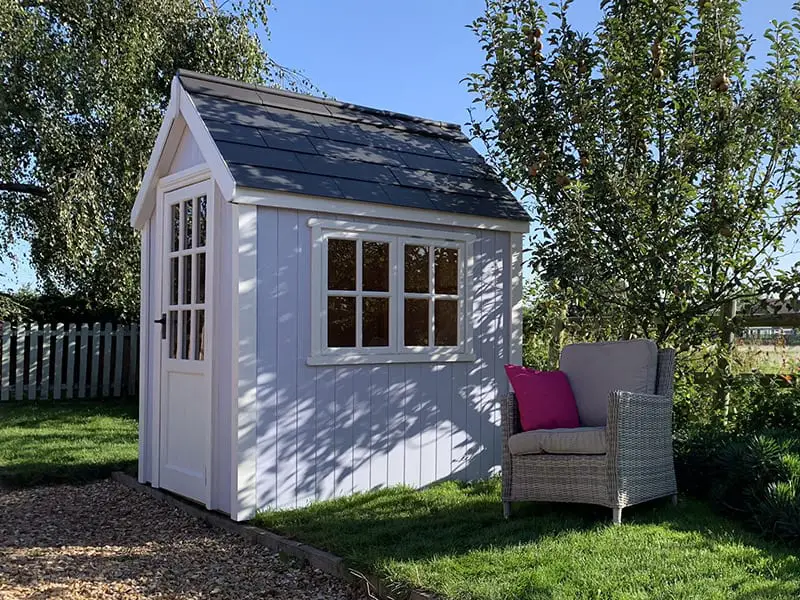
[469,0,800,350]
[0,0,312,315]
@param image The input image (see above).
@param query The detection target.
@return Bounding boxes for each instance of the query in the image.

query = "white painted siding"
[167,126,205,173]
[255,207,511,510]
[212,183,233,513]
[139,210,157,482]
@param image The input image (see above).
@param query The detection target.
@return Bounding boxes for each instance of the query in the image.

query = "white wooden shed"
[130,71,530,521]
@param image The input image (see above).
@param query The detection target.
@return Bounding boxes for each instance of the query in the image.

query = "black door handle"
[154,313,167,339]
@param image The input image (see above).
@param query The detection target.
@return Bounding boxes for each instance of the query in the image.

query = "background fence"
[0,322,139,401]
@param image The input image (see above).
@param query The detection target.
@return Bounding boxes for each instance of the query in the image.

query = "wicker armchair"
[501,341,677,524]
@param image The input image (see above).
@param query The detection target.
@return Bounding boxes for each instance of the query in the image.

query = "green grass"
[0,401,138,487]
[735,343,800,375]
[255,479,800,600]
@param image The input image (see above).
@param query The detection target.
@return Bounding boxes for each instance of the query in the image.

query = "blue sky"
[2,1,797,291]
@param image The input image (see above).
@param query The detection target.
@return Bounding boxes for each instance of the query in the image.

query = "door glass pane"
[363,297,389,347]
[183,255,192,304]
[197,195,207,247]
[327,239,356,291]
[327,296,356,347]
[404,245,429,293]
[404,298,429,346]
[362,241,389,292]
[183,199,193,249]
[169,311,178,359]
[435,247,459,294]
[434,300,458,346]
[195,310,205,360]
[171,204,180,251]
[170,257,179,305]
[181,310,191,359]
[196,252,206,304]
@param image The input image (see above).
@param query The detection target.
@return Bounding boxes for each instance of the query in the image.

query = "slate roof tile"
[205,120,267,146]
[229,164,344,199]
[177,70,529,222]
[257,129,319,155]
[295,154,400,185]
[216,141,305,172]
[308,138,406,167]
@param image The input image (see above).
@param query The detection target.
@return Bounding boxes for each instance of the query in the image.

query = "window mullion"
[397,239,404,351]
[356,239,363,348]
[429,245,435,348]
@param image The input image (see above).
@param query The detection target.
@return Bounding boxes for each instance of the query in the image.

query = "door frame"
[151,164,215,508]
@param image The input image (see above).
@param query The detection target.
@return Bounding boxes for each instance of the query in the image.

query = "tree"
[0,0,312,316]
[466,0,800,352]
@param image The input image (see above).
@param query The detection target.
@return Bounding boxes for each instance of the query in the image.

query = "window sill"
[306,352,476,366]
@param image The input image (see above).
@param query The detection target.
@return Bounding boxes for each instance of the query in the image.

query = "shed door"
[158,180,213,505]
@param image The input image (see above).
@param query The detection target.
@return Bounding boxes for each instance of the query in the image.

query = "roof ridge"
[176,69,466,135]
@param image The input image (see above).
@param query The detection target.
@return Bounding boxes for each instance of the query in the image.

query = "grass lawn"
[735,343,800,374]
[0,400,138,488]
[255,479,800,600]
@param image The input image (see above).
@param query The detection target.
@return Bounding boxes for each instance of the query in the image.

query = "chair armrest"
[500,392,521,441]
[606,390,674,464]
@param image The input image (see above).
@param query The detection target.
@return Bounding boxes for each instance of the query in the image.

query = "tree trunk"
[716,299,737,422]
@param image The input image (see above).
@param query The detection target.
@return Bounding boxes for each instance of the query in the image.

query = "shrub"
[712,432,800,543]
[674,378,800,545]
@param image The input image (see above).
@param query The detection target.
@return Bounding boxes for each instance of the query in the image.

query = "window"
[310,219,474,365]
[166,193,208,361]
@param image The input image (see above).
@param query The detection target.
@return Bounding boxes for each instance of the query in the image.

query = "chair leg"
[612,507,622,525]
[503,502,511,519]
[670,493,678,506]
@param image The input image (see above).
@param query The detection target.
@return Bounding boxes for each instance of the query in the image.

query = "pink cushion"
[504,365,580,431]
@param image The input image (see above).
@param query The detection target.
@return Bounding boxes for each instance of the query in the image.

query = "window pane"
[195,309,205,360]
[168,311,178,359]
[435,247,459,295]
[404,298,429,346]
[327,296,356,347]
[171,204,180,252]
[181,310,191,359]
[183,255,192,304]
[362,241,389,292]
[197,195,207,247]
[435,300,458,347]
[196,252,206,304]
[363,297,389,347]
[404,245,429,293]
[328,239,356,291]
[183,199,193,249]
[170,257,179,306]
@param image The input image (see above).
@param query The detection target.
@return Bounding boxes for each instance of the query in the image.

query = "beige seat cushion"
[559,339,658,427]
[507,426,606,456]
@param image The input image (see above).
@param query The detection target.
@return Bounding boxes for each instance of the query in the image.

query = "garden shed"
[130,70,530,521]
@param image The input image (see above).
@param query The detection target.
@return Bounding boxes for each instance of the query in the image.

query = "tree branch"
[0,183,48,198]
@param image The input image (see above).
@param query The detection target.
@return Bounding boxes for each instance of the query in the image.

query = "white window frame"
[308,218,475,366]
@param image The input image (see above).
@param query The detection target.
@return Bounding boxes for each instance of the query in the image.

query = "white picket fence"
[0,322,139,401]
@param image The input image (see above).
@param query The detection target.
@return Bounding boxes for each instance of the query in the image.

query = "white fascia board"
[130,77,181,230]
[233,188,530,233]
[177,86,236,201]
[130,76,236,230]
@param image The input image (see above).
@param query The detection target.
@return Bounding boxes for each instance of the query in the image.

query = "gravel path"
[0,480,363,599]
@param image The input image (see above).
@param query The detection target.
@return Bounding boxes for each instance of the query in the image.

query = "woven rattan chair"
[501,341,677,524]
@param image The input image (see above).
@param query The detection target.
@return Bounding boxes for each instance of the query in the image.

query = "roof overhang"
[233,188,530,233]
[130,77,236,230]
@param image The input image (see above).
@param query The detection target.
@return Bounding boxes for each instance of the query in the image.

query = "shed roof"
[178,70,529,222]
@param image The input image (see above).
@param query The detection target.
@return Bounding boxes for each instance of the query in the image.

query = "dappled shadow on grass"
[255,478,800,600]
[0,460,138,489]
[0,400,139,488]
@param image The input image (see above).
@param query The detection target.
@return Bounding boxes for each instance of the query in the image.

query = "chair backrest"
[559,339,659,427]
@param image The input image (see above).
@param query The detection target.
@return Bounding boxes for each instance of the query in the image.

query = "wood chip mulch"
[0,480,364,599]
